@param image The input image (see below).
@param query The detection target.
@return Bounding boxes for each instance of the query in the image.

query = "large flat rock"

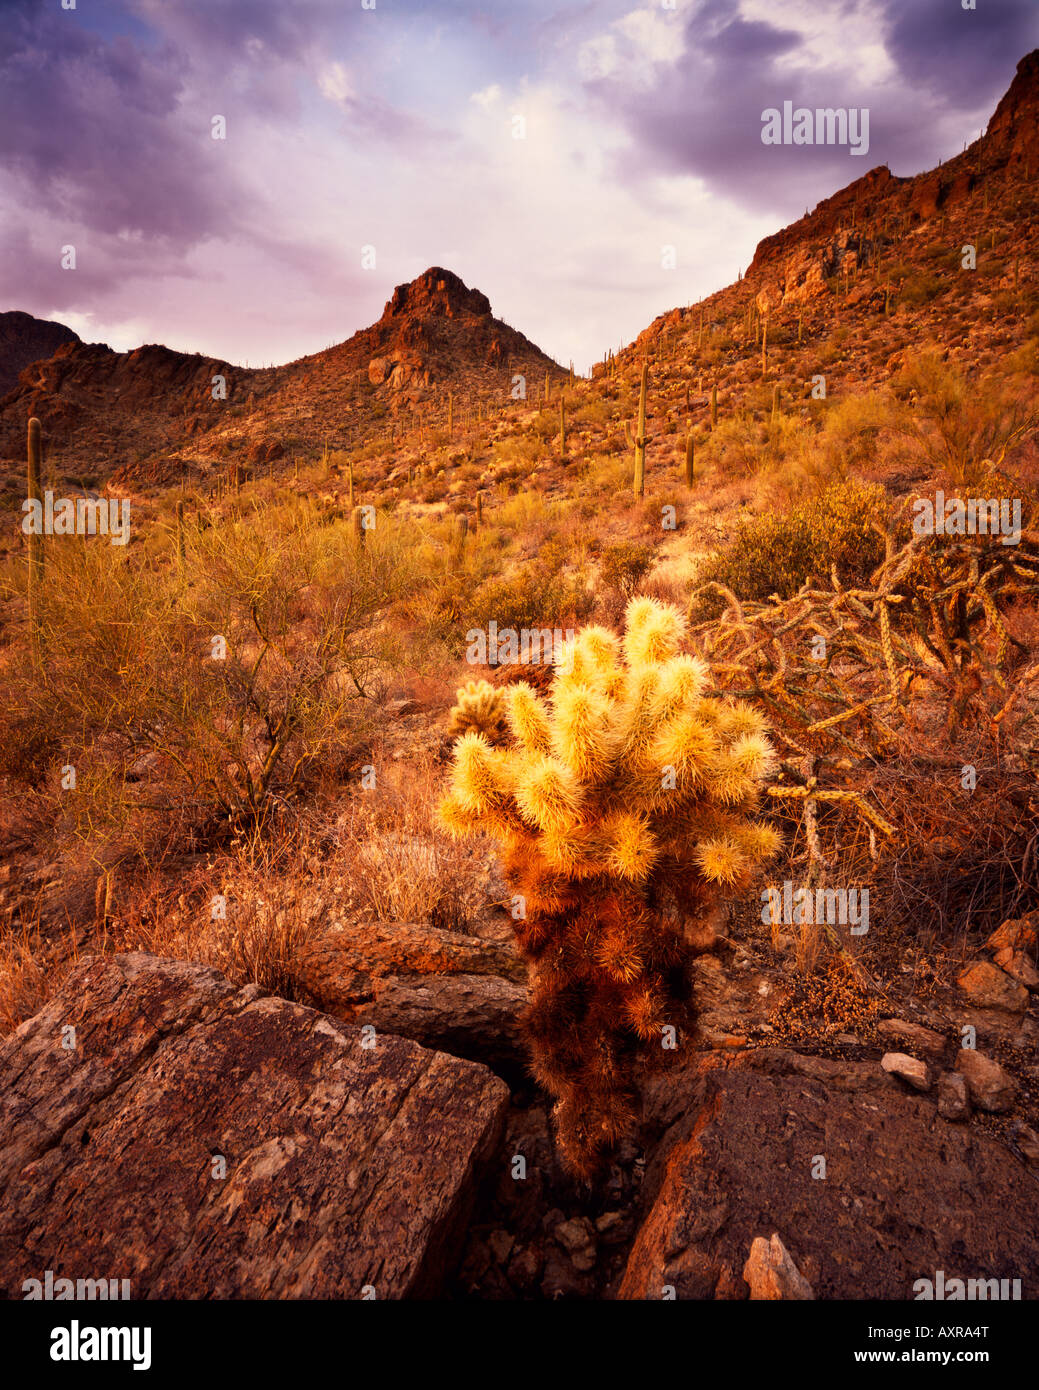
[0,953,509,1299]
[620,1048,1039,1299]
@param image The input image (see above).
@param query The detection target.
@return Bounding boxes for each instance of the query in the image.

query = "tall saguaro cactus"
[684,432,694,488]
[710,383,718,429]
[633,361,648,499]
[559,393,567,462]
[27,416,44,659]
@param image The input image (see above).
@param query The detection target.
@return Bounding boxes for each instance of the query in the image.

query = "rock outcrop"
[0,310,81,400]
[618,1049,1039,1299]
[0,953,509,1298]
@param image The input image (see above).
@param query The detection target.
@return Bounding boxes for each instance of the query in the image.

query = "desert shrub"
[438,598,782,1174]
[898,271,945,307]
[598,540,654,598]
[0,500,412,847]
[698,479,889,602]
[890,349,1039,489]
[463,538,593,635]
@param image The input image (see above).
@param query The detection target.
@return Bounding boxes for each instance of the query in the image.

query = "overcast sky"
[1,0,1034,372]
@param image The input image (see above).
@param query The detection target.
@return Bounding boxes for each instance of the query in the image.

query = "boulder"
[354,972,527,1070]
[956,960,1030,1012]
[954,1049,1017,1113]
[937,1071,971,1122]
[876,1018,947,1059]
[987,913,1038,956]
[298,920,525,1005]
[881,1052,932,1091]
[618,1049,1039,1299]
[0,953,509,1298]
[992,947,1039,990]
[742,1233,814,1300]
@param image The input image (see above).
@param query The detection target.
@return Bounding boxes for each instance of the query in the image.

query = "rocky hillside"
[0,310,80,400]
[0,267,561,485]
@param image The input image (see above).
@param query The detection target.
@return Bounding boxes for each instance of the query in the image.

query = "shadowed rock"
[0,953,509,1299]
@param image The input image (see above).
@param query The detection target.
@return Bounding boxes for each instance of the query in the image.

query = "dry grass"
[334,755,489,932]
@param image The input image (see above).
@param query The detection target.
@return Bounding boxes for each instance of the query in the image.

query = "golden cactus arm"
[766,783,896,837]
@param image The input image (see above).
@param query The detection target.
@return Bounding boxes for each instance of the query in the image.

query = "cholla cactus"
[438,597,782,1175]
[446,679,507,741]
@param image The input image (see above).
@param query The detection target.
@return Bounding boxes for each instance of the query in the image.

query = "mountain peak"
[382,267,492,323]
[984,48,1039,166]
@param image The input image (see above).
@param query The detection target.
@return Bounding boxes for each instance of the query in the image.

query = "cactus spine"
[633,361,648,499]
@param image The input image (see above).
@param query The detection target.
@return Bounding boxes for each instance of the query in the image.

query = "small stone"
[881,1052,932,1091]
[937,1071,970,1121]
[956,961,1029,1013]
[554,1216,597,1272]
[1011,1121,1039,1166]
[506,1245,542,1291]
[992,947,1039,990]
[877,1017,947,1058]
[954,1049,1017,1113]
[487,1229,514,1265]
[742,1233,814,1301]
[986,914,1038,956]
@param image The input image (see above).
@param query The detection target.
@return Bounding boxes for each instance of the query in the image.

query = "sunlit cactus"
[446,678,507,741]
[438,597,782,1176]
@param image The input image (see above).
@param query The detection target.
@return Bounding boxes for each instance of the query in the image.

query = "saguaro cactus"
[27,416,43,659]
[685,432,694,488]
[710,383,718,429]
[633,361,648,499]
[559,393,567,462]
[761,313,768,378]
[439,598,781,1174]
